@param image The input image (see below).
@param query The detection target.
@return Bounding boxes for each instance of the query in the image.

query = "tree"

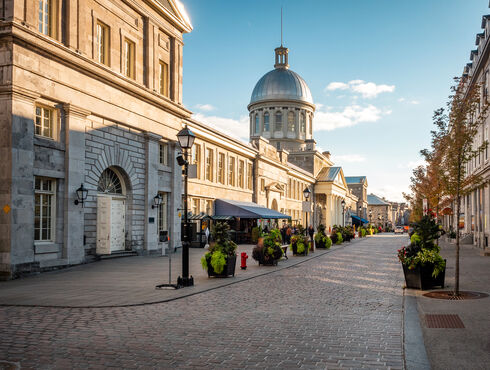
[428,77,488,295]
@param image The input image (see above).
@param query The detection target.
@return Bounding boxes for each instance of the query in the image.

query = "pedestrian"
[308,225,314,240]
[286,225,292,244]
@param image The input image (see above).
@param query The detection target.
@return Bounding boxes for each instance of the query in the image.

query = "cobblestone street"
[0,235,406,369]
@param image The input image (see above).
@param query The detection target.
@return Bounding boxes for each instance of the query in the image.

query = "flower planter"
[402,262,446,290]
[207,255,237,278]
[316,239,326,249]
[258,255,279,266]
[291,242,308,256]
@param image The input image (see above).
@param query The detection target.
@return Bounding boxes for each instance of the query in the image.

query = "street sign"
[302,201,311,212]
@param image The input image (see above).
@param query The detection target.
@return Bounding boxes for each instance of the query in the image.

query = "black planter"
[258,254,279,266]
[316,239,326,249]
[402,262,445,290]
[207,255,237,278]
[291,242,308,256]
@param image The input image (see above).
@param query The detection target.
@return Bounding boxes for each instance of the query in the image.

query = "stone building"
[0,0,192,279]
[345,176,369,219]
[367,194,393,228]
[445,11,490,250]
[0,0,366,279]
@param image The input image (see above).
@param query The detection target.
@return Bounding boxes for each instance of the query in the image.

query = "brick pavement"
[0,235,407,369]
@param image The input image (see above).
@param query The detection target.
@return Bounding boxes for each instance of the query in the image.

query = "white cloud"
[195,104,216,112]
[370,185,408,203]
[192,113,249,141]
[326,82,349,91]
[325,80,395,99]
[397,160,427,170]
[331,154,367,163]
[398,98,420,105]
[314,104,384,131]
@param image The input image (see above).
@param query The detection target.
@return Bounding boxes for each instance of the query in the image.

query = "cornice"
[0,85,40,102]
[62,103,91,118]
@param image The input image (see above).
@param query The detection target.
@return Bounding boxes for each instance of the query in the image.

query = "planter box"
[258,255,279,266]
[291,242,308,256]
[207,255,236,278]
[402,262,445,290]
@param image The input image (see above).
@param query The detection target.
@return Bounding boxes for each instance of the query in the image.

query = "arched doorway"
[96,167,127,254]
[271,198,278,211]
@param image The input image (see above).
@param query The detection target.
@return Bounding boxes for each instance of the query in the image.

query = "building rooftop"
[345,176,366,184]
[368,194,390,206]
[317,166,341,182]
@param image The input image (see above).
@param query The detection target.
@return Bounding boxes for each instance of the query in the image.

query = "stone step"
[39,259,68,269]
[97,251,138,260]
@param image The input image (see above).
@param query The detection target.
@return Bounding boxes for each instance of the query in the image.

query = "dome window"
[301,113,306,133]
[263,112,270,132]
[287,111,295,132]
[275,111,283,132]
[254,114,260,134]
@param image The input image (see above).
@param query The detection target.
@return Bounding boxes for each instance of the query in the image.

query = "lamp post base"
[177,275,194,287]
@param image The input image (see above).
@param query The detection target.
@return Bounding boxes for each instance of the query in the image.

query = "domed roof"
[250,68,313,105]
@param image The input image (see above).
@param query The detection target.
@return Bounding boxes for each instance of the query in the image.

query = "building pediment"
[266,182,285,194]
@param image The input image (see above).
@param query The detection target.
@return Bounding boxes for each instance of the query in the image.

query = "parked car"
[394,226,404,234]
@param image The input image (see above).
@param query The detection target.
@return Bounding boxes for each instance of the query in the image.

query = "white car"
[394,226,404,234]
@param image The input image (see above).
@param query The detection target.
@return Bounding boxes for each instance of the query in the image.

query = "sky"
[179,0,490,202]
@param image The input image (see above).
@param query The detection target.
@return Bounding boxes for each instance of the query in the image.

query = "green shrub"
[210,250,226,274]
[336,232,343,244]
[325,236,332,249]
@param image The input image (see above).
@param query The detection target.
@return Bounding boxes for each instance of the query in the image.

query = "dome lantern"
[274,46,289,69]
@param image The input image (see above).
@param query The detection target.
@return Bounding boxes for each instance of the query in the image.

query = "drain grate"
[423,291,489,300]
[425,314,465,328]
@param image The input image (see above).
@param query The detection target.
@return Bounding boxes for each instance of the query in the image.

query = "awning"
[215,199,291,219]
[182,212,210,221]
[351,214,369,223]
[211,215,235,221]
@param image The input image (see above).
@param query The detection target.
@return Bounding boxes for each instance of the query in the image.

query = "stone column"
[63,104,90,265]
[144,132,162,253]
[8,88,40,274]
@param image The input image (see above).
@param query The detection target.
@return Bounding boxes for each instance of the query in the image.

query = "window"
[288,178,291,198]
[238,160,244,188]
[260,178,265,192]
[98,168,123,194]
[34,177,56,242]
[157,192,168,234]
[288,111,295,132]
[300,113,306,133]
[263,112,270,132]
[96,21,109,65]
[228,157,235,186]
[206,200,213,215]
[35,105,55,139]
[159,61,169,97]
[218,153,225,184]
[247,163,253,190]
[275,111,282,131]
[39,0,55,37]
[205,148,213,181]
[309,116,313,135]
[191,144,201,178]
[254,114,260,134]
[123,38,135,79]
[192,198,199,215]
[159,143,168,166]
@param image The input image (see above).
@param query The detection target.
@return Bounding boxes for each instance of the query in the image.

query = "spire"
[275,8,289,69]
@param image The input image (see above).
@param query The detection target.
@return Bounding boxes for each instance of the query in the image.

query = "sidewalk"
[0,241,354,308]
[406,239,490,370]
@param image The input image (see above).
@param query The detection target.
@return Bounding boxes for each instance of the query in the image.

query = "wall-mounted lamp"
[176,153,187,166]
[152,193,163,209]
[74,183,88,207]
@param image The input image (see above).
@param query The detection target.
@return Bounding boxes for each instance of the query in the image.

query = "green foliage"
[314,224,331,248]
[361,228,367,237]
[201,222,237,272]
[252,228,283,262]
[210,250,226,274]
[296,241,305,254]
[325,236,332,249]
[251,227,260,243]
[336,232,343,244]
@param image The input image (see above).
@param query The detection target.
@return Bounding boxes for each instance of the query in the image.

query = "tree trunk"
[455,195,461,296]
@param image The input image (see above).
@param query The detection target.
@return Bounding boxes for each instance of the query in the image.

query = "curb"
[403,290,431,370]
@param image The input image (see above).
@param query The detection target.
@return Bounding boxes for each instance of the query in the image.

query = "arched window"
[254,114,260,134]
[300,113,306,133]
[98,168,123,194]
[275,111,282,131]
[263,112,270,132]
[287,111,295,132]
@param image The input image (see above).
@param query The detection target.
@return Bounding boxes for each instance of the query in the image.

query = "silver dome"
[250,68,314,105]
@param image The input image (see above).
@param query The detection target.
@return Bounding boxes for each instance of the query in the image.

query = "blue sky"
[180,0,489,202]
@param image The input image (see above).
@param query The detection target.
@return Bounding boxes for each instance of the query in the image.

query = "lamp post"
[176,125,196,288]
[341,199,346,227]
[358,205,362,226]
[303,187,311,251]
[369,209,372,225]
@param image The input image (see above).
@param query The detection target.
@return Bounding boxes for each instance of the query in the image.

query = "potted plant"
[252,228,283,266]
[330,226,343,245]
[290,233,308,256]
[201,222,237,278]
[397,211,446,290]
[314,224,332,249]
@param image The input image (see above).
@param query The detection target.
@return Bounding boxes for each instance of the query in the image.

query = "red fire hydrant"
[240,252,248,270]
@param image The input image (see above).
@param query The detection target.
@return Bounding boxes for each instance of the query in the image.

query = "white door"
[96,196,111,254]
[110,199,126,252]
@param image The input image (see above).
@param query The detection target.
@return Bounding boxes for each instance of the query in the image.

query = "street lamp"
[74,183,88,207]
[369,209,372,225]
[358,205,362,226]
[176,125,196,288]
[303,187,311,250]
[341,199,346,227]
